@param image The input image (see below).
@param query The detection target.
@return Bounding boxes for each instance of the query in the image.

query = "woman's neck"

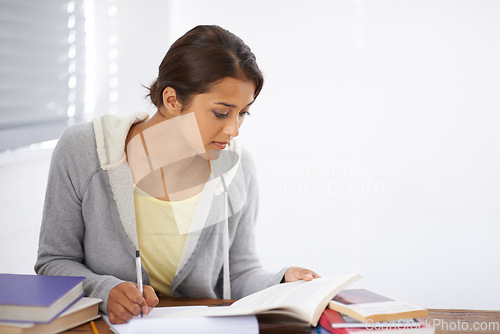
[126,112,211,201]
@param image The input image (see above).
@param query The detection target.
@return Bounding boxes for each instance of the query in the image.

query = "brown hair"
[148,25,264,109]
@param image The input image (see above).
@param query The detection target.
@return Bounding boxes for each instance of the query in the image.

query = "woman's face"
[182,77,256,155]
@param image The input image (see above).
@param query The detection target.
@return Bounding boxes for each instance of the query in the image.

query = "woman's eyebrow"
[214,100,255,108]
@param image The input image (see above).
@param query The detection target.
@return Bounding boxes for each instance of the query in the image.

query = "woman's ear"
[160,87,182,117]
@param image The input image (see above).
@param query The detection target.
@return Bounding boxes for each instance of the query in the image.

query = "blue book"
[0,274,85,323]
[311,324,334,333]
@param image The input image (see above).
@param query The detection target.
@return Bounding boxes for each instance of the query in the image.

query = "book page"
[331,316,420,328]
[104,306,257,334]
[104,306,207,334]
[230,275,361,323]
[0,298,102,329]
[166,274,361,326]
[60,297,102,316]
[233,275,361,318]
[331,289,425,318]
[347,301,424,316]
[127,316,258,334]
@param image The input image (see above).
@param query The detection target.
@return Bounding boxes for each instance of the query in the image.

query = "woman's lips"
[212,141,227,150]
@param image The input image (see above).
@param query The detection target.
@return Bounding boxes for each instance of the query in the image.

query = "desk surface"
[68,297,500,334]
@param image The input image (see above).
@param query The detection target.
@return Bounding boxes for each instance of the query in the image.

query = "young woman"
[35,25,319,324]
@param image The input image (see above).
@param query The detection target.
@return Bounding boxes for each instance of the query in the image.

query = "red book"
[318,309,434,334]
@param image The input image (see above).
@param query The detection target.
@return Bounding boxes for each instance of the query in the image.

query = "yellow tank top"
[134,185,201,296]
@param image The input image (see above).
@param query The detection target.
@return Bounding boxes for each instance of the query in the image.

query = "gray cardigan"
[35,113,286,313]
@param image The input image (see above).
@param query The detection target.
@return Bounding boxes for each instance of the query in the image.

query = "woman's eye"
[239,111,251,117]
[213,111,228,119]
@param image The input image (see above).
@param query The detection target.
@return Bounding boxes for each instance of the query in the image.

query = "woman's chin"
[205,149,222,161]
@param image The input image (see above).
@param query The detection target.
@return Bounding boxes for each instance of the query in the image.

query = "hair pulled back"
[149,25,264,108]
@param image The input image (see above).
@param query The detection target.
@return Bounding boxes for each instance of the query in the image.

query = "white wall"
[1,0,499,311]
[147,0,500,310]
[0,147,53,274]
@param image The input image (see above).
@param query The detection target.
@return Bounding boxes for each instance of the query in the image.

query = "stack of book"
[0,273,101,334]
[312,289,434,333]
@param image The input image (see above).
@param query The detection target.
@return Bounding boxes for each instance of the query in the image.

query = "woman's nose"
[224,116,240,138]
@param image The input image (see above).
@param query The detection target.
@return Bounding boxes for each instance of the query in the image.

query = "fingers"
[303,271,321,281]
[143,285,159,313]
[123,284,148,316]
[108,303,132,324]
[284,266,321,283]
[107,282,147,324]
[300,268,317,281]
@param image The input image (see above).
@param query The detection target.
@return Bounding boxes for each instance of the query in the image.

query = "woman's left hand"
[284,266,321,282]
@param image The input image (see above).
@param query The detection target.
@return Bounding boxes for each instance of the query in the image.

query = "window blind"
[0,0,85,151]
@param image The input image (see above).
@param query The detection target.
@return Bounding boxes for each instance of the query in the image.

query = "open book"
[168,274,361,327]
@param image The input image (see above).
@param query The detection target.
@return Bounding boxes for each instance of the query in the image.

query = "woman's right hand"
[107,282,159,324]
